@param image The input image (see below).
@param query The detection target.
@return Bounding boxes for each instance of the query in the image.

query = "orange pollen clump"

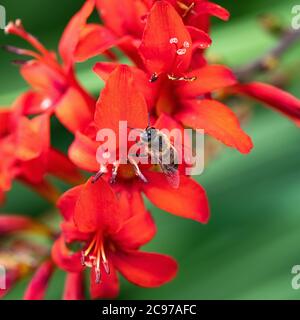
[81,232,110,284]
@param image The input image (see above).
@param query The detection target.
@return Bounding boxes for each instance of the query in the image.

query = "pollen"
[169,37,179,44]
[183,41,190,48]
[176,48,187,55]
[81,232,110,284]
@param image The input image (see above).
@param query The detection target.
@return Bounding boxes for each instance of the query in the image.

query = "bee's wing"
[159,145,180,189]
[160,163,180,189]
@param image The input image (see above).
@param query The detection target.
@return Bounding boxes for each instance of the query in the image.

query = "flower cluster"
[1,0,300,299]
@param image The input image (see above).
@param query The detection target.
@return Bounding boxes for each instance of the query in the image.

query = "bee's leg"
[110,160,120,184]
[92,165,107,184]
[128,156,148,183]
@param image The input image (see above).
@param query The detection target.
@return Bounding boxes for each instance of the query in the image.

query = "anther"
[168,74,197,82]
[81,251,85,266]
[95,268,101,284]
[103,261,110,275]
[183,41,190,48]
[176,48,187,55]
[149,72,159,83]
[169,37,178,44]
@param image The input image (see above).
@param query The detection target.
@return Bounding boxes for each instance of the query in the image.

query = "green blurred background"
[1,0,300,299]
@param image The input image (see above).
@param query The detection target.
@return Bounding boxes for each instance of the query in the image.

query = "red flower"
[52,178,177,299]
[69,65,210,223]
[90,2,252,154]
[139,1,211,80]
[0,98,82,202]
[4,2,95,133]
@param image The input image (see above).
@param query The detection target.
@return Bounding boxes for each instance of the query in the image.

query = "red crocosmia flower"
[137,1,253,154]
[52,178,177,299]
[4,2,95,133]
[233,82,300,124]
[69,65,210,223]
[0,99,82,202]
[139,0,211,81]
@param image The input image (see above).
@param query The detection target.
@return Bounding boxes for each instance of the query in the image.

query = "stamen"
[81,232,110,284]
[84,235,97,257]
[177,1,195,18]
[103,260,110,274]
[5,20,49,57]
[183,41,190,48]
[92,166,106,183]
[168,74,197,82]
[2,45,39,59]
[95,268,101,284]
[11,59,28,66]
[81,251,85,266]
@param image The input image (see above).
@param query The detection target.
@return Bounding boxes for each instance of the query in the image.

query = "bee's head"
[141,126,157,143]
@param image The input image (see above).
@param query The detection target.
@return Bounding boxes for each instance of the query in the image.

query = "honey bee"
[138,126,180,188]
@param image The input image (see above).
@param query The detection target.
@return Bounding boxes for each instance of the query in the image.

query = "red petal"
[93,62,159,109]
[63,272,85,300]
[139,0,192,75]
[55,87,94,133]
[235,82,300,122]
[15,114,50,161]
[47,149,83,184]
[90,261,119,299]
[20,60,66,94]
[94,65,148,133]
[14,91,50,115]
[0,215,32,234]
[113,189,156,249]
[176,99,253,154]
[187,26,211,51]
[57,185,83,221]
[95,0,147,37]
[24,260,54,300]
[142,171,210,223]
[93,61,119,81]
[75,24,118,62]
[178,65,237,98]
[59,0,95,69]
[0,108,11,137]
[195,1,230,21]
[74,178,119,233]
[51,236,84,273]
[69,131,99,172]
[112,250,177,287]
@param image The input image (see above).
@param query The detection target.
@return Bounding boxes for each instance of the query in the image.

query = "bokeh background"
[0,0,300,299]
